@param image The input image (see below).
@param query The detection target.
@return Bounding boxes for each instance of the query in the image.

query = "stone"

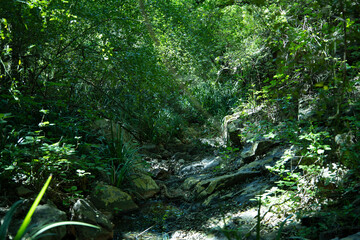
[29,204,67,240]
[203,192,220,206]
[90,182,138,214]
[338,232,360,240]
[179,156,221,176]
[152,168,171,180]
[298,96,317,121]
[182,175,208,191]
[241,140,278,163]
[129,173,160,199]
[335,132,355,146]
[178,159,185,165]
[234,179,272,204]
[227,120,243,147]
[222,106,269,147]
[240,155,275,172]
[71,199,114,240]
[16,186,34,197]
[194,170,261,199]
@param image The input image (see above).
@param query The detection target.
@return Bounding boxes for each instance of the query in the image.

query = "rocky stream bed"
[110,138,292,240]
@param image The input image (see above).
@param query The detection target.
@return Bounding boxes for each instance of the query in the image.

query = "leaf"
[317,149,325,154]
[0,200,23,240]
[314,82,324,87]
[31,221,100,240]
[39,109,49,115]
[14,175,52,240]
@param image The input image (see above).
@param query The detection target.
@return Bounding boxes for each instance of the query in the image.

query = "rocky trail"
[113,138,288,240]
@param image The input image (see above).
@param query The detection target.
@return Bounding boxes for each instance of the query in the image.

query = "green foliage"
[260,124,350,237]
[1,111,80,186]
[0,0,359,237]
[102,124,143,188]
[219,146,239,169]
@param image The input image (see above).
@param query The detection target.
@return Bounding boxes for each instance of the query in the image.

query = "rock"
[203,192,220,206]
[172,152,189,161]
[240,155,276,172]
[16,186,34,197]
[241,140,278,162]
[71,199,114,240]
[152,168,171,180]
[129,173,160,199]
[182,175,209,191]
[319,227,360,240]
[222,106,269,147]
[90,183,138,215]
[298,96,317,121]
[92,119,124,141]
[337,232,360,240]
[194,170,261,199]
[227,120,243,147]
[179,156,221,176]
[26,204,67,240]
[234,179,272,203]
[335,132,355,146]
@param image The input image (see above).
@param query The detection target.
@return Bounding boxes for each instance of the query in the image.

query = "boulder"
[338,232,360,240]
[182,175,209,191]
[129,173,160,199]
[22,204,67,240]
[298,96,317,121]
[241,140,278,163]
[222,113,243,147]
[16,186,34,197]
[90,183,138,215]
[71,199,114,240]
[179,156,221,176]
[194,170,261,199]
[335,132,355,146]
[227,120,244,147]
[222,105,269,147]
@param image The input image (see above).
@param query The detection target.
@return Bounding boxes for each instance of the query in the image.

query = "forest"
[1,0,360,239]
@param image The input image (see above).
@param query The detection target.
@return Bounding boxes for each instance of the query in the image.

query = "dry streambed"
[114,140,287,240]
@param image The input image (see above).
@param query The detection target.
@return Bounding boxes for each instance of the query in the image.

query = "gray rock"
[179,156,221,176]
[194,170,261,199]
[16,186,34,197]
[71,199,114,240]
[335,132,355,146]
[182,175,209,191]
[29,204,67,240]
[90,183,138,215]
[298,96,317,121]
[222,106,269,147]
[129,173,160,199]
[241,140,278,163]
[337,232,360,240]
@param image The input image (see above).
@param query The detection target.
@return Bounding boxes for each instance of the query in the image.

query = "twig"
[136,224,155,238]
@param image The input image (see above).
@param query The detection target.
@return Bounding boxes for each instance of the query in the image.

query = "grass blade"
[14,175,52,240]
[0,200,23,240]
[276,214,293,240]
[30,221,100,240]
